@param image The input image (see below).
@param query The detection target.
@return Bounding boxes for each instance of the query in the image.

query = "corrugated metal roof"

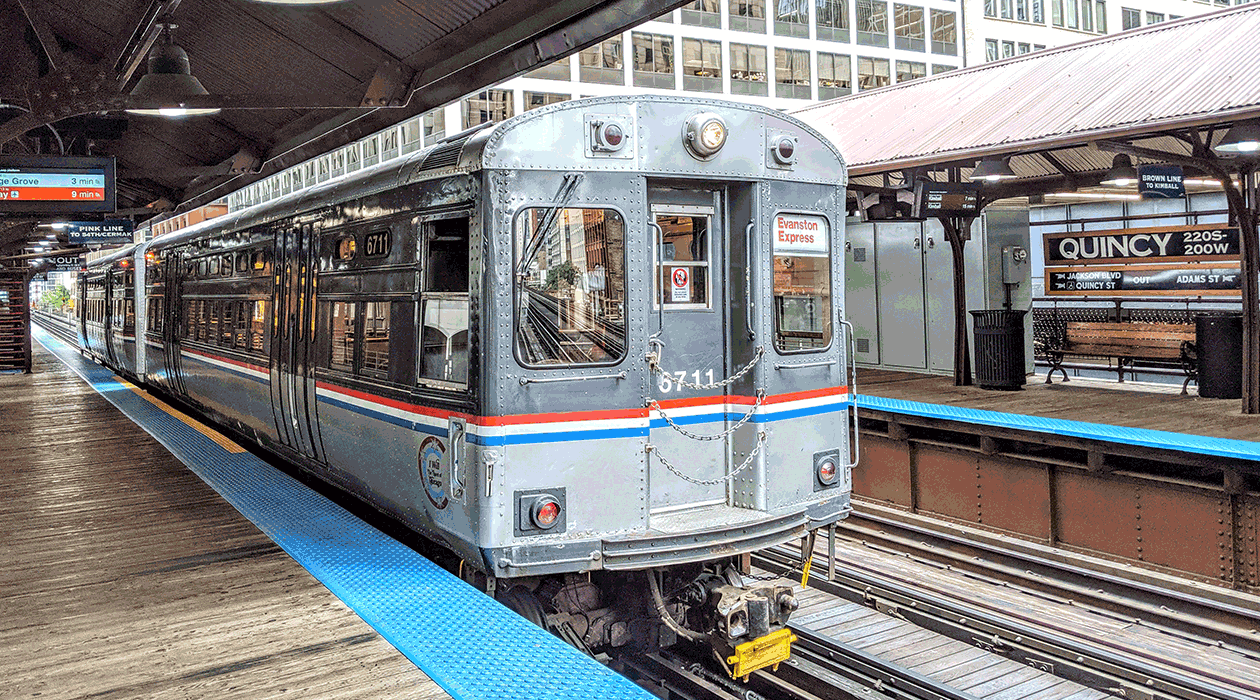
[794,5,1260,176]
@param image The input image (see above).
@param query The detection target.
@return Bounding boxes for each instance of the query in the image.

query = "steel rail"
[754,548,1256,700]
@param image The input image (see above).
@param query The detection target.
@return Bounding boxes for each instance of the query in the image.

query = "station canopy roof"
[0,0,683,218]
[793,4,1260,195]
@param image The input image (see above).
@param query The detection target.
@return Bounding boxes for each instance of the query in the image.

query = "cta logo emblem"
[419,436,448,509]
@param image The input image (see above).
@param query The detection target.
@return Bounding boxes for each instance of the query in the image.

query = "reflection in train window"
[250,301,267,352]
[772,215,832,353]
[236,253,249,273]
[235,301,249,349]
[513,207,626,366]
[221,303,235,345]
[336,236,356,260]
[329,301,356,372]
[420,298,469,385]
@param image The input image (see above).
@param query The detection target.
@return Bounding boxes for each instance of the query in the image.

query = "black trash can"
[971,310,1028,390]
[1196,313,1243,399]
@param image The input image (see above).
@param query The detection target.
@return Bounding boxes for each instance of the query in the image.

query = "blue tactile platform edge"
[857,394,1260,463]
[34,326,651,700]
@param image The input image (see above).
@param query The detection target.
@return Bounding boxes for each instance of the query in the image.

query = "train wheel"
[495,585,546,627]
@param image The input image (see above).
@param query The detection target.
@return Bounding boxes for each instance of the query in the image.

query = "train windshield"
[514,207,627,366]
[772,213,832,352]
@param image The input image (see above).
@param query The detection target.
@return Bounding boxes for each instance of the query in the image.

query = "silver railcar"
[82,95,855,676]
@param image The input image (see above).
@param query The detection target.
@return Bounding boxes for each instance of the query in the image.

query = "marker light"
[772,135,798,166]
[816,457,838,486]
[592,120,628,152]
[531,496,561,529]
[684,112,728,159]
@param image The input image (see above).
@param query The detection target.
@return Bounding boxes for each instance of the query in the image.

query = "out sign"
[670,267,690,302]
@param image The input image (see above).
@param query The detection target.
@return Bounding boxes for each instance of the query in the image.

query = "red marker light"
[817,458,837,485]
[532,497,561,529]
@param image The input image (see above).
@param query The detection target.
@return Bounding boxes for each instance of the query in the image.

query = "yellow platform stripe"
[114,376,247,454]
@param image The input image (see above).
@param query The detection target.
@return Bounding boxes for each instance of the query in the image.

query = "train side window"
[125,299,135,333]
[235,301,249,349]
[209,257,220,276]
[208,302,221,345]
[250,301,268,352]
[420,216,470,386]
[235,253,249,274]
[196,301,208,342]
[252,250,267,274]
[336,236,357,260]
[185,301,195,339]
[513,207,627,367]
[771,213,833,353]
[361,301,391,378]
[329,301,357,372]
[221,302,235,346]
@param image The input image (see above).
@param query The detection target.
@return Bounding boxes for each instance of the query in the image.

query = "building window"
[818,52,851,100]
[985,38,999,61]
[1096,1,1106,31]
[930,10,956,55]
[462,89,513,130]
[633,33,675,89]
[1000,0,1013,19]
[1033,43,1045,50]
[1033,0,1044,22]
[1081,0,1093,30]
[514,208,628,367]
[816,0,850,42]
[896,60,926,83]
[730,43,769,96]
[857,0,889,47]
[775,48,811,99]
[525,92,569,111]
[1018,42,1031,53]
[579,37,625,85]
[1017,0,1028,20]
[683,38,723,93]
[775,0,810,37]
[1147,11,1164,23]
[1122,7,1140,29]
[526,58,571,81]
[894,5,925,52]
[1002,40,1015,57]
[1065,0,1078,28]
[984,0,996,16]
[682,0,721,27]
[857,56,890,90]
[932,64,956,74]
[730,0,767,32]
[1052,0,1063,25]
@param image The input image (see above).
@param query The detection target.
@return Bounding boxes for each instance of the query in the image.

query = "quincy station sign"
[1044,224,1239,265]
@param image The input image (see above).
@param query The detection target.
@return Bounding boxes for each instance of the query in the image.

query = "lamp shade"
[970,156,1016,182]
[1214,121,1260,154]
[127,36,220,117]
[1100,154,1138,187]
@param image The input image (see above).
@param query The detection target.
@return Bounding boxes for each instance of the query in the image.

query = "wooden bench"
[1043,321,1198,394]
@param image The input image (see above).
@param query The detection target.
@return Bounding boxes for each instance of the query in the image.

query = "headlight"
[684,112,728,159]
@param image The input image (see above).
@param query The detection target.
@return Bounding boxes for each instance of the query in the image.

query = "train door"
[646,186,730,511]
[166,251,187,395]
[271,223,324,462]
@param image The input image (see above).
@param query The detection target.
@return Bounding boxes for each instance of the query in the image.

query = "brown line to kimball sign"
[1044,224,1239,266]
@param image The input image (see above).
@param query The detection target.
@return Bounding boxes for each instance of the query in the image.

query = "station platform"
[857,368,1260,463]
[4,329,650,700]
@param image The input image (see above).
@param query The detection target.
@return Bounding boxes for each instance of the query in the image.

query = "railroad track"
[31,311,77,345]
[752,522,1260,700]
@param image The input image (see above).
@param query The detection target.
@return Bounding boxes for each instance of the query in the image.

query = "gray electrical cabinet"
[843,208,1032,377]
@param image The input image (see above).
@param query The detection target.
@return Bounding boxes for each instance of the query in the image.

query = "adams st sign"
[1044,224,1238,266]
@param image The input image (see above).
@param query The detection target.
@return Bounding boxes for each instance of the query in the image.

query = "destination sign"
[0,155,116,214]
[1044,224,1239,266]
[1137,164,1185,200]
[912,181,982,219]
[773,213,828,255]
[1046,264,1241,297]
[66,220,134,245]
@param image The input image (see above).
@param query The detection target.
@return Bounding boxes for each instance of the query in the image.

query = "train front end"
[466,95,853,674]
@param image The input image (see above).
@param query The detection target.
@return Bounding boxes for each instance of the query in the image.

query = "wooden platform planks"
[0,346,448,700]
[857,368,1260,441]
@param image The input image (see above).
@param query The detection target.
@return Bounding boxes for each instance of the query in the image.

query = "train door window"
[361,301,391,378]
[514,207,627,366]
[329,301,356,372]
[221,302,236,346]
[771,213,832,353]
[418,215,471,386]
[250,301,268,352]
[655,213,710,308]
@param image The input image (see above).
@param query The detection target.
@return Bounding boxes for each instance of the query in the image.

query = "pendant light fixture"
[969,156,1017,182]
[1214,120,1260,154]
[1100,154,1138,187]
[126,24,220,118]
